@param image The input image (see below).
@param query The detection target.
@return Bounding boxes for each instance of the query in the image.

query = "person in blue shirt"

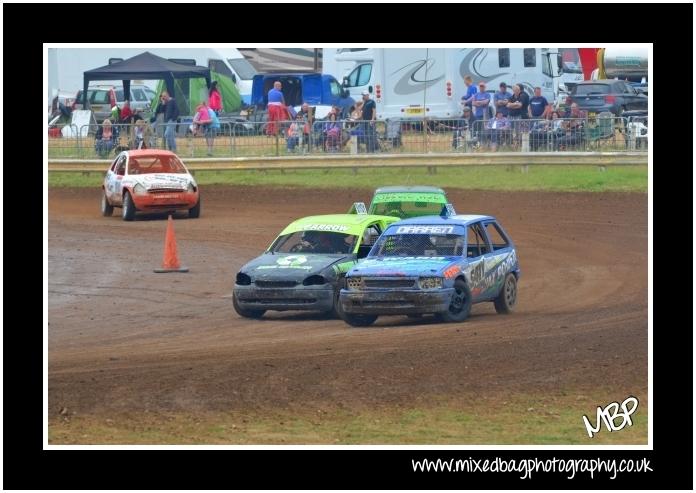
[485,111,511,151]
[528,86,549,119]
[266,81,288,136]
[472,82,491,140]
[460,75,477,110]
[494,82,512,117]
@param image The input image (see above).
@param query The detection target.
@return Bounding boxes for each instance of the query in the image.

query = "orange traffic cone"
[154,215,189,273]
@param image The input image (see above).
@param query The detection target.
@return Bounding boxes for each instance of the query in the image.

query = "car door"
[480,220,516,299]
[106,153,127,205]
[464,221,493,302]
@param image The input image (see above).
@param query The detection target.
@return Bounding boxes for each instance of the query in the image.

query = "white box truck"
[325,48,564,120]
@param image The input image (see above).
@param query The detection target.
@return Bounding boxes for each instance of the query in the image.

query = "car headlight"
[303,275,326,286]
[133,183,147,195]
[418,277,443,289]
[346,277,363,290]
[236,272,251,286]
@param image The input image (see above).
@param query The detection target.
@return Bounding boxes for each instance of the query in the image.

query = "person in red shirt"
[208,80,223,116]
[119,100,134,124]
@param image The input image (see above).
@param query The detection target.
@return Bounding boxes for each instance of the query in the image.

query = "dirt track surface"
[49,186,648,416]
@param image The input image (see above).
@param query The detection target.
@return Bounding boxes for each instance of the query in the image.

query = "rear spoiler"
[348,202,367,215]
[440,203,456,217]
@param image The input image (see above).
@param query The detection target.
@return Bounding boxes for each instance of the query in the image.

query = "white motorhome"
[326,48,563,120]
[47,47,258,108]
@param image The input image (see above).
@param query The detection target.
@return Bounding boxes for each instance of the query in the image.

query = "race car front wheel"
[494,273,517,314]
[122,191,136,221]
[438,279,472,323]
[101,191,113,217]
[233,292,266,319]
[189,197,201,218]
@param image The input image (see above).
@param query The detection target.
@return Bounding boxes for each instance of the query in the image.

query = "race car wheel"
[494,273,517,314]
[233,292,266,319]
[101,191,113,217]
[122,191,136,221]
[438,279,472,323]
[189,197,201,218]
[343,313,378,327]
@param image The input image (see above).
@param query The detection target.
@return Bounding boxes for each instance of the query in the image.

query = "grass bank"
[48,165,647,192]
[49,391,647,445]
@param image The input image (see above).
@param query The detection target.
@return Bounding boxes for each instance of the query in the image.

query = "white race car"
[101,150,200,221]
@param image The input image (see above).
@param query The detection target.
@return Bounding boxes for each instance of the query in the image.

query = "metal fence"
[47,115,647,159]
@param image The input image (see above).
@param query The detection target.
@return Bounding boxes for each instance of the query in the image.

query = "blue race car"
[339,213,520,327]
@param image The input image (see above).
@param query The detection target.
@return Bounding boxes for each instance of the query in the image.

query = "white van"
[48,47,257,108]
[327,48,562,120]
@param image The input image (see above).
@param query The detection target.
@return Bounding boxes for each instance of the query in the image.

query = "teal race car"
[349,186,449,219]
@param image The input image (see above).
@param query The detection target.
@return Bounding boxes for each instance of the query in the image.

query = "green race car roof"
[278,214,399,237]
[370,191,448,204]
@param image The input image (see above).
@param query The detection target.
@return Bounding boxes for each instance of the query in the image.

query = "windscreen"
[128,155,188,175]
[370,194,446,218]
[271,231,358,255]
[573,84,610,96]
[370,225,466,257]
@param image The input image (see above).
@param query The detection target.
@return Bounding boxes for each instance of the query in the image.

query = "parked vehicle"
[250,73,355,118]
[325,48,564,120]
[567,80,647,117]
[73,84,157,122]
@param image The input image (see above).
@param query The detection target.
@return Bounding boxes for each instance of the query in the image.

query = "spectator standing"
[360,90,377,152]
[472,82,491,139]
[208,81,223,116]
[461,75,477,110]
[120,100,134,124]
[506,84,530,146]
[494,82,512,117]
[161,90,180,151]
[266,81,288,136]
[297,102,314,147]
[528,87,549,119]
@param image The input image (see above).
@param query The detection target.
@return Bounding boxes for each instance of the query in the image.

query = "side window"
[92,90,110,104]
[345,64,372,87]
[541,53,552,77]
[358,224,381,258]
[115,155,127,176]
[498,48,510,68]
[484,222,510,251]
[523,48,536,67]
[356,63,372,86]
[132,88,147,102]
[466,223,491,258]
[209,58,233,78]
[330,80,342,97]
[110,156,120,171]
[115,89,125,101]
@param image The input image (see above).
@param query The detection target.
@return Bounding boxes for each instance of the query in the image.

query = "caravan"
[47,47,258,109]
[325,48,564,120]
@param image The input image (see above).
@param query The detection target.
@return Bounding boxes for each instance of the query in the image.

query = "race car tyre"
[233,292,266,319]
[342,313,378,327]
[438,279,472,323]
[101,191,113,217]
[122,191,136,221]
[494,273,517,314]
[189,197,201,218]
